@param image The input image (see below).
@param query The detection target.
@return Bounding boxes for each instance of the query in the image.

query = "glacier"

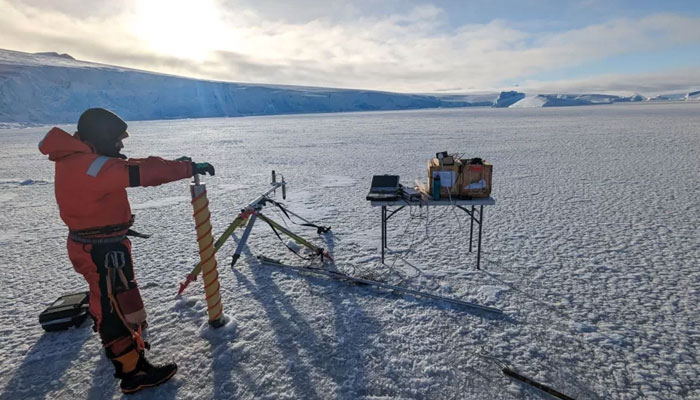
[684,90,700,100]
[1,48,698,124]
[503,92,645,108]
[0,49,476,125]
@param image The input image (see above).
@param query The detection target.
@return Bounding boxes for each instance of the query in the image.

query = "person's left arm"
[126,156,193,187]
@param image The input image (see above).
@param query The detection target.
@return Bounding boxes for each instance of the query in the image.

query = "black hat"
[77,108,128,157]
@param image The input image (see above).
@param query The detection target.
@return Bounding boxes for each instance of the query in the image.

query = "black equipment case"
[39,292,90,332]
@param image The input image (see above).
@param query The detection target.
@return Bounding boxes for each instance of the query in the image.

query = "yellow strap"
[108,293,145,351]
[106,269,114,313]
[117,268,130,289]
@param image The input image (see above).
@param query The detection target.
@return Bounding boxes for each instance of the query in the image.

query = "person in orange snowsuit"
[39,108,215,394]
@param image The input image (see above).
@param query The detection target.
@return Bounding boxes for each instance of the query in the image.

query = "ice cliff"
[0,49,475,124]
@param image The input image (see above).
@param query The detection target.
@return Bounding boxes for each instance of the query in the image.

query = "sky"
[1,0,699,94]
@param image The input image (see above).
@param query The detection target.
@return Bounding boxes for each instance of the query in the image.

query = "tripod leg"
[215,214,248,250]
[231,213,258,269]
[257,213,332,260]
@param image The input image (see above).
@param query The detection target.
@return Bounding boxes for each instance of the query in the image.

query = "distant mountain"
[685,90,700,101]
[492,91,525,108]
[503,91,696,108]
[427,93,495,107]
[0,49,479,124]
[506,92,642,107]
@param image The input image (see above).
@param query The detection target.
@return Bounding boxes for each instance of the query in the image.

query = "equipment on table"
[436,151,454,165]
[432,174,441,200]
[428,152,492,199]
[400,185,421,201]
[366,175,400,201]
[39,291,90,331]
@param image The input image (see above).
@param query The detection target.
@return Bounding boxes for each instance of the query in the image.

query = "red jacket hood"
[39,127,93,161]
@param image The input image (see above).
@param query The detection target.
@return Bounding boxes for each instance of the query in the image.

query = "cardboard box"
[428,159,461,198]
[428,158,492,199]
[459,160,492,198]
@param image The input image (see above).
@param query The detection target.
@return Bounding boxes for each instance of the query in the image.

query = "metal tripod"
[178,171,331,295]
[230,206,331,269]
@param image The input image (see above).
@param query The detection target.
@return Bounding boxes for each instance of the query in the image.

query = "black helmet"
[77,108,128,157]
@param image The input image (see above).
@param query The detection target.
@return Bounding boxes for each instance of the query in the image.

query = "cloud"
[0,0,698,93]
[519,68,700,95]
[534,14,700,61]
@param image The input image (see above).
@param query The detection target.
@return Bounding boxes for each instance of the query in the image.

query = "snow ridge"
[507,92,644,108]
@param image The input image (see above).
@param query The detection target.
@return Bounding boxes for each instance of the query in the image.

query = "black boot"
[120,355,177,394]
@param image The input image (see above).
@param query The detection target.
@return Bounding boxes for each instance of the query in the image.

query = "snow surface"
[509,96,547,108]
[1,103,699,399]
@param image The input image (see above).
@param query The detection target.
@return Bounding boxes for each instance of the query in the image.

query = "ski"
[502,368,576,400]
[256,256,503,314]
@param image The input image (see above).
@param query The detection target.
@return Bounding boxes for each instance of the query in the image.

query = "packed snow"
[509,96,547,108]
[0,103,699,399]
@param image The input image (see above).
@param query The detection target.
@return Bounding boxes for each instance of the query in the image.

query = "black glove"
[192,162,215,176]
[175,156,192,162]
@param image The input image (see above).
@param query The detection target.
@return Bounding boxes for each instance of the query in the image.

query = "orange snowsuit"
[39,127,193,375]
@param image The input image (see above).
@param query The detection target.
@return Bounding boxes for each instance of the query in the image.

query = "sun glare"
[131,0,227,61]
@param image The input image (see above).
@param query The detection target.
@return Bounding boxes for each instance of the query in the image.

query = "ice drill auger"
[189,173,225,328]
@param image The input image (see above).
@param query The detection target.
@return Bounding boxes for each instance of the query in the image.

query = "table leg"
[381,206,386,264]
[469,205,474,252]
[477,205,483,270]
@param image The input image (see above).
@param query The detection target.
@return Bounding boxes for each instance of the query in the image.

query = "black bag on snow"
[39,292,90,332]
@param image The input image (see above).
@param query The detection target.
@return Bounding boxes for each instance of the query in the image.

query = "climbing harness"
[69,214,151,244]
